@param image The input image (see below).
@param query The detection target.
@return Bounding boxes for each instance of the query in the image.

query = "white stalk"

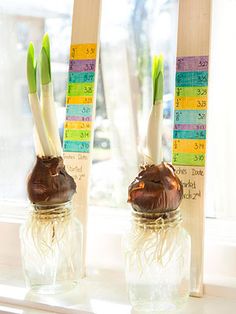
[28,93,53,156]
[144,100,163,164]
[33,127,44,157]
[41,83,62,156]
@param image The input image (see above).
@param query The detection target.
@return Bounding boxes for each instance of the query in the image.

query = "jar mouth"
[31,200,72,208]
[132,207,182,230]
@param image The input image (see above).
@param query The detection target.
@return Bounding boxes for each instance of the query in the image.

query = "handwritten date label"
[70,44,96,60]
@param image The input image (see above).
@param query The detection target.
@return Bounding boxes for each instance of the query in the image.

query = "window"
[0,0,236,308]
[205,0,236,219]
[0,0,178,211]
[0,0,73,206]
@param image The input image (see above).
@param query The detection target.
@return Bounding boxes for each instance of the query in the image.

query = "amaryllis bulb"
[128,162,183,213]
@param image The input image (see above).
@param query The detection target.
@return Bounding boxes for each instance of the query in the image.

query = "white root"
[41,83,62,156]
[144,100,163,164]
[125,223,184,275]
[22,208,81,279]
[28,93,53,156]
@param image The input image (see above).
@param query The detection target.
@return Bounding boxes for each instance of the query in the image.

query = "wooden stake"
[173,0,212,297]
[63,0,101,276]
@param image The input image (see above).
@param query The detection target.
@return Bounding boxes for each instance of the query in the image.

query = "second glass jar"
[124,208,191,312]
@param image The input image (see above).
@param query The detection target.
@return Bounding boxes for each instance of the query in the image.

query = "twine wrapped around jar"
[132,208,182,231]
[32,203,71,221]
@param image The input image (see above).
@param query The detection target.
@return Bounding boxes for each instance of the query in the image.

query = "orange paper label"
[64,121,91,130]
[173,139,206,154]
[175,96,207,110]
[70,44,97,60]
[66,96,93,105]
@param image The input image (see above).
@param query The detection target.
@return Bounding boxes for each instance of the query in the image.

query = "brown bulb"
[128,162,183,213]
[27,156,76,205]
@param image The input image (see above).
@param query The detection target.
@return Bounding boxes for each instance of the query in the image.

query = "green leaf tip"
[40,46,51,85]
[152,54,164,104]
[27,42,37,93]
[40,33,51,85]
[42,33,51,78]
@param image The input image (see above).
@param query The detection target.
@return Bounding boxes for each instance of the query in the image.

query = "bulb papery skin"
[27,156,76,205]
[128,162,183,213]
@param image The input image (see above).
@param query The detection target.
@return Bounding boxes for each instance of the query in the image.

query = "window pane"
[205,0,236,219]
[0,1,73,202]
[90,0,178,207]
[0,0,177,210]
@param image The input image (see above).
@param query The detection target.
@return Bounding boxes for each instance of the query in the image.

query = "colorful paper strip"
[176,71,208,87]
[173,139,206,154]
[67,82,94,97]
[69,59,96,72]
[64,129,91,141]
[66,96,93,105]
[63,140,90,153]
[176,56,208,72]
[175,96,207,110]
[174,110,206,125]
[173,130,206,139]
[66,104,93,117]
[66,116,92,122]
[64,121,91,130]
[70,44,96,60]
[172,152,205,166]
[174,124,206,131]
[64,43,97,154]
[175,86,208,98]
[68,72,95,83]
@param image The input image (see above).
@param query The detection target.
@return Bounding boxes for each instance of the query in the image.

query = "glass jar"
[123,208,191,312]
[20,201,83,294]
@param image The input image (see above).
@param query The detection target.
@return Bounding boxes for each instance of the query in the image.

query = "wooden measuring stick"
[63,0,101,277]
[173,0,212,297]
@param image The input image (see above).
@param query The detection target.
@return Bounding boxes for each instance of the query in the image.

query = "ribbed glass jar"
[123,208,191,312]
[20,201,82,294]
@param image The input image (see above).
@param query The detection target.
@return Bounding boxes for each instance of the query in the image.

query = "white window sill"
[0,267,236,314]
[0,205,236,313]
[0,271,236,314]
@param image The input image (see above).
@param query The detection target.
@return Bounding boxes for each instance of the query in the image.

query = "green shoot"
[40,47,51,85]
[152,54,164,104]
[27,42,37,94]
[42,33,51,79]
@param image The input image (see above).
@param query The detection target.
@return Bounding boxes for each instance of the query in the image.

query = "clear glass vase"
[20,201,83,294]
[123,209,191,312]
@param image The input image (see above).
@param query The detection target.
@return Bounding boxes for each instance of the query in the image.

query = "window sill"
[0,206,236,313]
[0,267,236,314]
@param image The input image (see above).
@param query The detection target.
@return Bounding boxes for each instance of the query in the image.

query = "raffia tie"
[132,208,182,232]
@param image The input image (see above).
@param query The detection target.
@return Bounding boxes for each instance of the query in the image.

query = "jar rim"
[132,207,182,230]
[30,201,73,218]
[31,200,72,208]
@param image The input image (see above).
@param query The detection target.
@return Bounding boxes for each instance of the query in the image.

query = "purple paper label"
[176,56,208,72]
[174,124,206,131]
[69,59,96,72]
[66,116,92,122]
